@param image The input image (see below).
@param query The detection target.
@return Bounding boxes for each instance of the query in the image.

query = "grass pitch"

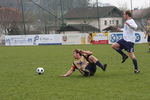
[0,44,150,100]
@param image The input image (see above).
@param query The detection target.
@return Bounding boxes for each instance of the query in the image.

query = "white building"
[63,6,123,32]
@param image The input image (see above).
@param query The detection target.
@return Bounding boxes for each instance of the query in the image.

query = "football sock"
[96,61,104,70]
[115,48,126,57]
[132,59,138,70]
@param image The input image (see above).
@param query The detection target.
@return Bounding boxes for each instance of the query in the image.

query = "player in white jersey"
[111,10,140,73]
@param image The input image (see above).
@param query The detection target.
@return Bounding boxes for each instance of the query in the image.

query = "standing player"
[111,10,140,73]
[61,49,107,77]
[145,18,150,52]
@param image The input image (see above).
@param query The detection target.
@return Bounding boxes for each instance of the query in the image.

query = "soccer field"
[0,44,150,100]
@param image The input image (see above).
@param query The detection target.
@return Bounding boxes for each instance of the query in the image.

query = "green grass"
[0,44,150,100]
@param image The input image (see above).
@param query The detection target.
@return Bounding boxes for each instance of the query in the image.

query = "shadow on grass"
[58,71,142,79]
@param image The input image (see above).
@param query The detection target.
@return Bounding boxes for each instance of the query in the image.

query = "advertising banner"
[62,33,89,45]
[91,32,108,44]
[5,34,62,46]
[108,32,147,44]
[34,34,62,45]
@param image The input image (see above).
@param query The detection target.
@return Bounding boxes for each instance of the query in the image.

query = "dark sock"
[115,48,126,57]
[96,61,104,70]
[132,59,138,70]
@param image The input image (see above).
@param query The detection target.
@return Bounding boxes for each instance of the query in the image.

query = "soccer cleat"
[147,48,150,52]
[103,64,107,71]
[122,55,128,63]
[147,50,150,53]
[134,69,140,74]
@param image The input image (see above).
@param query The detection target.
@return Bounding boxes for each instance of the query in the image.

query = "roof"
[64,6,123,19]
[58,24,99,32]
[102,26,118,32]
[132,8,150,31]
[133,8,150,19]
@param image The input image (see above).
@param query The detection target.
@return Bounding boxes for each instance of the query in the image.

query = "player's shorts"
[83,63,97,76]
[147,36,150,42]
[117,39,134,53]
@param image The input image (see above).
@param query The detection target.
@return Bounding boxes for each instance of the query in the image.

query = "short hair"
[73,49,82,56]
[147,18,150,20]
[125,10,132,17]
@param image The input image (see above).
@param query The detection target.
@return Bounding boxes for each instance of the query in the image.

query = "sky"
[91,0,150,9]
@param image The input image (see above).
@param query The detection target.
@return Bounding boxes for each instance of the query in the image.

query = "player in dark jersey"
[61,49,107,77]
[145,18,150,52]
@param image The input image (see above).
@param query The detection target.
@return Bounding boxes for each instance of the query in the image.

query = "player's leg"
[85,64,97,76]
[111,40,128,63]
[127,43,140,73]
[148,42,150,51]
[88,55,107,71]
[148,36,150,52]
[128,52,140,73]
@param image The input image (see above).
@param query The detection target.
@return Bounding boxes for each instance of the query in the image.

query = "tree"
[0,7,22,35]
[117,1,128,11]
[27,0,91,34]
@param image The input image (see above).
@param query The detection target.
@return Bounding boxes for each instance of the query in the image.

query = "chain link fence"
[0,0,149,36]
[0,0,90,35]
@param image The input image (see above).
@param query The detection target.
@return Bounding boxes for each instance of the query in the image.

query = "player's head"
[73,49,81,59]
[147,18,150,24]
[123,10,132,19]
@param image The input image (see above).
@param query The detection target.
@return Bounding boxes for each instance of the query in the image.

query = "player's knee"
[89,55,98,63]
[130,55,136,59]
[89,55,94,60]
[111,44,116,49]
[88,55,97,62]
[112,43,120,49]
[128,53,136,59]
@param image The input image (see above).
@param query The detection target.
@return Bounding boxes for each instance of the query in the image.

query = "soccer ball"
[36,67,44,75]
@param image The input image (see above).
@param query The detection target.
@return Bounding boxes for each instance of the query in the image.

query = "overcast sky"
[91,0,150,9]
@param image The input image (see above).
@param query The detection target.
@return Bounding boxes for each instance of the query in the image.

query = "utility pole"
[20,0,26,35]
[60,0,65,33]
[60,0,64,23]
[130,0,133,15]
[96,0,100,32]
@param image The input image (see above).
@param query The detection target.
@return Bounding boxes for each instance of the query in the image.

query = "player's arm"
[144,26,149,38]
[61,66,75,77]
[80,50,93,55]
[117,27,123,32]
[125,22,137,31]
[144,31,148,38]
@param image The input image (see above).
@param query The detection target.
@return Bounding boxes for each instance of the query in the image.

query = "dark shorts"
[147,36,150,42]
[117,39,134,53]
[83,63,97,76]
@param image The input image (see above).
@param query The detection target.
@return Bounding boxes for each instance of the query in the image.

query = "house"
[63,6,123,32]
[58,24,99,33]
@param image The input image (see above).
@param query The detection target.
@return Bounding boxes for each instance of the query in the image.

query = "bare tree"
[0,7,22,35]
[118,1,128,11]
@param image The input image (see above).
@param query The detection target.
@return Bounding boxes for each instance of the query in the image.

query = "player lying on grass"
[61,49,107,77]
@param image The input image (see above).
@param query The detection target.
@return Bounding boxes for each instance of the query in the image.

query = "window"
[112,20,114,24]
[109,20,111,24]
[104,20,107,25]
[116,20,119,25]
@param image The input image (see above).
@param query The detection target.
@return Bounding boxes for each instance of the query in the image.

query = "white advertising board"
[62,33,89,45]
[5,34,62,46]
[108,32,147,44]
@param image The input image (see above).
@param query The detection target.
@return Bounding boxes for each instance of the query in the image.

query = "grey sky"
[91,0,150,9]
